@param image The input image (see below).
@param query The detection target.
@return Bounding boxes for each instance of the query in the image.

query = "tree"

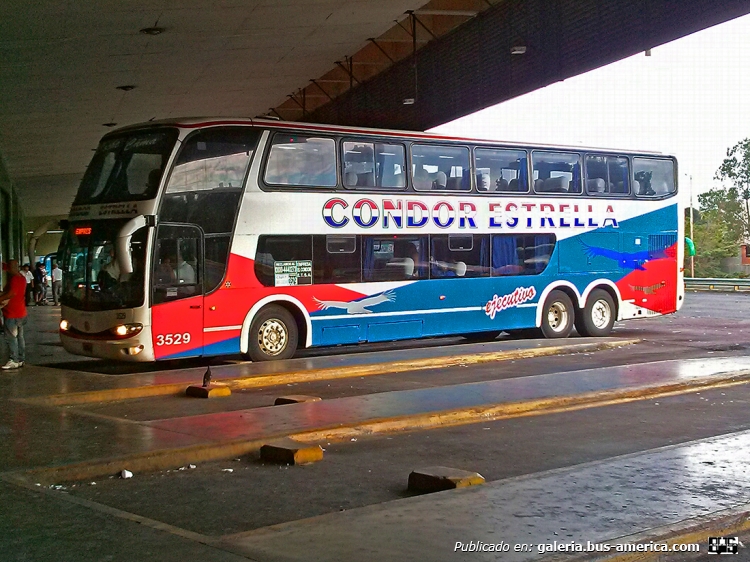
[690,192,741,277]
[715,138,750,238]
[687,140,750,277]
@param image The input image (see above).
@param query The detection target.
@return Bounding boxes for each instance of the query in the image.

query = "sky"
[431,12,750,209]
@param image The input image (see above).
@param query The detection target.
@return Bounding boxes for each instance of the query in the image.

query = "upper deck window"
[74,128,178,205]
[532,151,582,195]
[411,144,471,192]
[342,140,406,189]
[264,134,337,187]
[585,155,630,195]
[474,148,528,193]
[633,157,676,197]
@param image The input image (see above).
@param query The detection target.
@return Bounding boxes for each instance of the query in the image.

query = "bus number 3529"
[155,333,192,346]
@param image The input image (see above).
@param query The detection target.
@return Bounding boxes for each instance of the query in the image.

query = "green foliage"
[687,138,750,277]
[714,138,750,238]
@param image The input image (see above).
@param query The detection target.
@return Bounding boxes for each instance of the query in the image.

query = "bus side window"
[430,234,490,278]
[411,144,470,192]
[491,234,555,276]
[633,157,676,197]
[342,141,406,190]
[363,236,427,281]
[254,235,313,287]
[475,148,528,193]
[265,134,337,187]
[313,235,361,284]
[586,155,629,195]
[532,151,582,194]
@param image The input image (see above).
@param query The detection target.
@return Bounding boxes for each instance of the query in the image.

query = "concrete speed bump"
[185,384,231,398]
[260,438,324,465]
[408,466,485,493]
[274,395,322,405]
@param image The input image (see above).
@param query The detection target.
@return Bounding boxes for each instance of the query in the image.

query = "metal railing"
[685,278,750,291]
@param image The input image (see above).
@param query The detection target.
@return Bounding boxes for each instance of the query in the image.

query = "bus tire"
[461,331,502,342]
[540,290,575,339]
[575,289,615,337]
[246,305,298,362]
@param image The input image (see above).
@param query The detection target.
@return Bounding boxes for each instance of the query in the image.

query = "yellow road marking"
[12,369,750,486]
[20,339,639,407]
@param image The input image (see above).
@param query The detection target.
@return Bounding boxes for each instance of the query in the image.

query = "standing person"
[0,260,28,370]
[21,264,34,305]
[32,262,45,305]
[51,262,63,305]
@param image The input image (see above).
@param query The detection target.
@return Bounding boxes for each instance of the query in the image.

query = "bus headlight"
[60,319,70,331]
[111,323,143,338]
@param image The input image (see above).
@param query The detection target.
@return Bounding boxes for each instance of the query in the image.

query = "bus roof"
[107,117,667,157]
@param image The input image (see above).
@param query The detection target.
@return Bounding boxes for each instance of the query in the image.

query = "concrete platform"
[219,430,750,562]
[4,356,750,484]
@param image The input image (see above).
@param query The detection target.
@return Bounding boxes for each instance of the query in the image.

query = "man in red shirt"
[0,259,27,369]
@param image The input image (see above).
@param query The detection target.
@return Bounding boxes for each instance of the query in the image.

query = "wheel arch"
[581,280,622,320]
[534,281,582,327]
[240,295,312,354]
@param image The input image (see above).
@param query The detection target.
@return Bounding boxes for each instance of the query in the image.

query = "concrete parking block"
[274,395,322,405]
[407,466,485,493]
[185,385,231,399]
[260,438,324,465]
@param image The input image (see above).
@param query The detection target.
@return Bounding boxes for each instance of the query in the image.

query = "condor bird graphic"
[313,291,395,314]
[580,241,658,271]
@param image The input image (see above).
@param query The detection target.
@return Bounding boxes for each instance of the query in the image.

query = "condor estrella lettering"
[322,198,618,229]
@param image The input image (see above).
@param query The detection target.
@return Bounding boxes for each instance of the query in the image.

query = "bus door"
[151,224,204,359]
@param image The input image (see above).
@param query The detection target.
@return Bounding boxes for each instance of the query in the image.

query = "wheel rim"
[257,318,288,356]
[547,301,569,333]
[591,298,612,329]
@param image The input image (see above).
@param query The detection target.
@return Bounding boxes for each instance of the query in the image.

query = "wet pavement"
[222,429,750,562]
[3,293,750,560]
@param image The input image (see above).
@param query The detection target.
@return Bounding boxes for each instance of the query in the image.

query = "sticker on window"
[274,260,312,286]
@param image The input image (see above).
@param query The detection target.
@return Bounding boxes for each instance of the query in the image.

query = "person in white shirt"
[51,262,63,305]
[175,259,196,284]
[21,264,34,305]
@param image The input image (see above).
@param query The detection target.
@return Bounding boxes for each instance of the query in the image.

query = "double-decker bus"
[58,118,683,362]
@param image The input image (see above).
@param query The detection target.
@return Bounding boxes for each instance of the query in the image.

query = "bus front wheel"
[246,305,298,362]
[540,290,575,339]
[575,289,615,337]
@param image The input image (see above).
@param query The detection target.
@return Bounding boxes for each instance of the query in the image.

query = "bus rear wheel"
[540,290,575,339]
[246,305,298,362]
[575,289,615,337]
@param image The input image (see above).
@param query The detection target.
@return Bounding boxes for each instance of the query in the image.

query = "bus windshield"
[59,220,148,311]
[73,128,178,205]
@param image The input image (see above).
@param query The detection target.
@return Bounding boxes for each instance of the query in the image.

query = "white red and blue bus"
[58,118,683,362]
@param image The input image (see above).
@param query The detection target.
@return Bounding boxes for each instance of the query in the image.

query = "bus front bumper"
[60,327,155,362]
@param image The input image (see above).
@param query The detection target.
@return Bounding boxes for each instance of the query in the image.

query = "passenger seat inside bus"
[432,171,447,190]
[413,168,432,190]
[539,176,568,193]
[586,178,607,193]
